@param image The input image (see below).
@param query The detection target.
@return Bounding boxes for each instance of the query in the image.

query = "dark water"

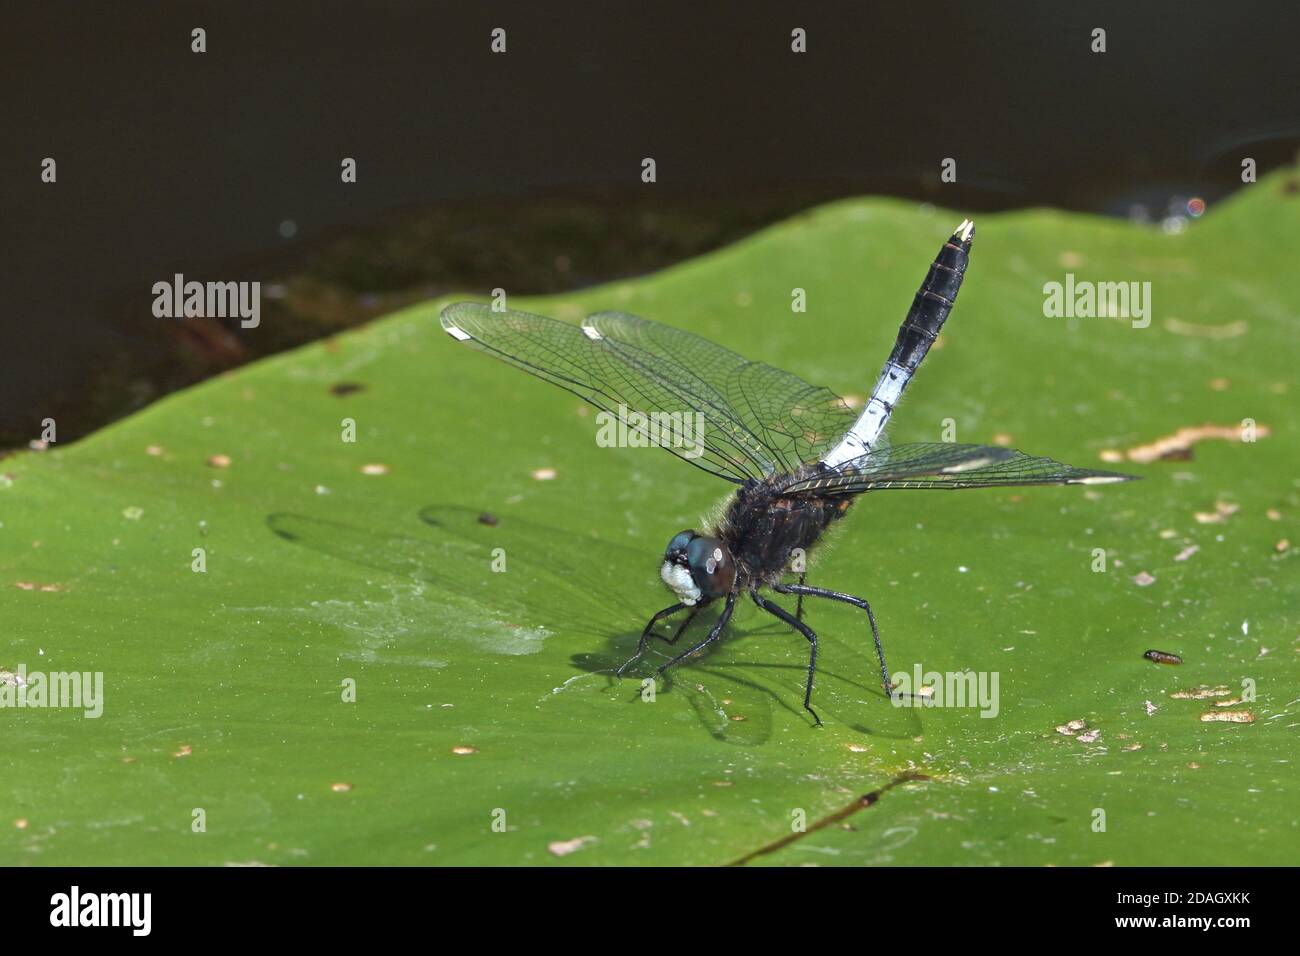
[4,1,1299,446]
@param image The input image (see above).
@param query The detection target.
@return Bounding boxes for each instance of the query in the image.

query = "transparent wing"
[582,311,858,470]
[783,442,1137,495]
[441,303,858,482]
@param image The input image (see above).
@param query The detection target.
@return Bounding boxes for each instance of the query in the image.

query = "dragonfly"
[440,220,1136,725]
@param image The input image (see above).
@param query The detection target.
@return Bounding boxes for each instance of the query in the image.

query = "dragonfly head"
[660,530,735,605]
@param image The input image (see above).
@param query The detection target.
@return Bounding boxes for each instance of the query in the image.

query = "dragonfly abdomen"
[821,220,975,469]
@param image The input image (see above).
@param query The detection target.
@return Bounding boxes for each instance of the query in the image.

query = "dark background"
[4,1,1299,447]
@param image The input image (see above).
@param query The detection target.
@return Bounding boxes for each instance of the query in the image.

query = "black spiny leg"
[656,593,736,675]
[775,583,891,695]
[795,572,806,621]
[616,601,686,676]
[752,591,822,726]
[662,604,704,646]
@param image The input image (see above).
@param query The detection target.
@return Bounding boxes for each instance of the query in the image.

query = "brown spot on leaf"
[206,454,231,469]
[329,382,367,397]
[1200,711,1255,724]
[1114,424,1268,464]
[1143,649,1182,665]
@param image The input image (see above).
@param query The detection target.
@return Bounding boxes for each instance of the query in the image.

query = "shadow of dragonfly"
[268,504,918,743]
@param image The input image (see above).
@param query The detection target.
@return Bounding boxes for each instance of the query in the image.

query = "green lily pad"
[2,174,1297,865]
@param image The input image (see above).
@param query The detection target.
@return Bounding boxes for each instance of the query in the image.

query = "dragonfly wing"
[584,310,858,473]
[783,442,1137,494]
[442,302,801,482]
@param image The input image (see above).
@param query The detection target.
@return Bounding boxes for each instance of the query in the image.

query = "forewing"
[442,302,790,482]
[584,311,858,472]
[783,442,1137,494]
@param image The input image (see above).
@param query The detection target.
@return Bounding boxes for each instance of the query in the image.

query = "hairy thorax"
[714,463,854,590]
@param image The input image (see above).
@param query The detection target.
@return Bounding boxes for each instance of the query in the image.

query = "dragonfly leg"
[616,601,686,676]
[656,593,736,675]
[774,583,891,696]
[795,572,806,621]
[752,591,822,727]
[661,603,705,646]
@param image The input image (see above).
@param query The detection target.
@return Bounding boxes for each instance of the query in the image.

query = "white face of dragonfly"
[659,530,736,605]
[660,560,703,606]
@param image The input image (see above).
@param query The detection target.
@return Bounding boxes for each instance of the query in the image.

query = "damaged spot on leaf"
[1171,685,1232,700]
[548,835,596,857]
[1162,318,1249,339]
[1195,500,1240,524]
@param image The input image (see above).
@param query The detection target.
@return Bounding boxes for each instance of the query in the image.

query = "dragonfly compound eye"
[665,530,698,559]
[686,536,736,598]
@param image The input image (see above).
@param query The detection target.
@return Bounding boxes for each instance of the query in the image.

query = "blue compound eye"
[686,536,736,598]
[665,530,698,559]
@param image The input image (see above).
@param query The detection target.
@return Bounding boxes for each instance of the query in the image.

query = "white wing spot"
[941,456,998,474]
[581,324,603,340]
[445,326,472,341]
[1070,475,1129,485]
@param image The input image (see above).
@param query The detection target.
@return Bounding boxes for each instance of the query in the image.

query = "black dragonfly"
[440,220,1136,725]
